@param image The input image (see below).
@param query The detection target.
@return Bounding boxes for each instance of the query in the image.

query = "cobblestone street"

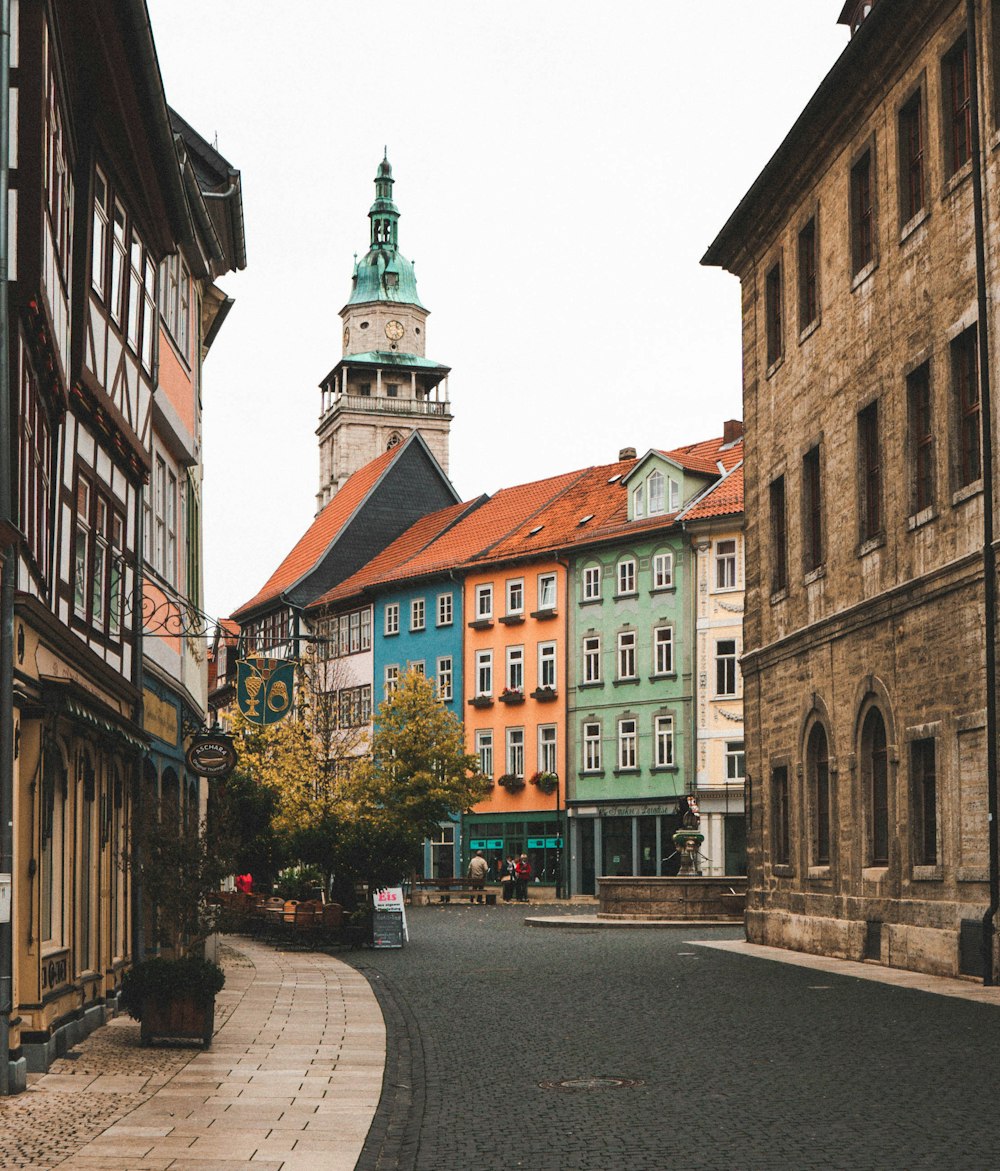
[350,906,1000,1171]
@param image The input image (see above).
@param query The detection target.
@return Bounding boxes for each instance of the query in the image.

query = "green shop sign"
[528,837,563,849]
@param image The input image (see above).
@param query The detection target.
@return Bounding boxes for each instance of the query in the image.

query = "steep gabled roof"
[307,497,485,611]
[233,432,460,621]
[660,434,744,477]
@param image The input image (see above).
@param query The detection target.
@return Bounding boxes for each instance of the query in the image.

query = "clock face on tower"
[385,320,404,342]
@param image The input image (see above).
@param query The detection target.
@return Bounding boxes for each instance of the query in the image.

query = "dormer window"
[839,0,875,35]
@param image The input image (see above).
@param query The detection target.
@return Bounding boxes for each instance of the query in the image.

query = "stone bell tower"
[315,154,452,511]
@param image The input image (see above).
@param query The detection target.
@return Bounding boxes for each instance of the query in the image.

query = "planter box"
[140,996,215,1048]
[530,688,558,702]
[498,692,525,705]
[598,876,747,921]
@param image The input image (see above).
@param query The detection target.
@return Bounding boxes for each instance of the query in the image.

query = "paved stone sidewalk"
[0,938,384,1171]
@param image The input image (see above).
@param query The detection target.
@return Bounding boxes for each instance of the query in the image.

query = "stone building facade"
[704,0,1000,978]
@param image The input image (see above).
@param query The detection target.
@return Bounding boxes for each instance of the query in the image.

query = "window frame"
[798,214,819,333]
[506,577,524,616]
[436,655,453,702]
[475,649,493,697]
[505,644,524,693]
[725,740,746,783]
[943,35,972,178]
[582,564,602,601]
[850,142,876,278]
[897,83,926,226]
[538,724,557,774]
[911,737,938,867]
[654,715,674,768]
[714,539,738,591]
[583,721,602,772]
[616,557,637,596]
[807,723,831,867]
[765,257,783,369]
[475,728,494,777]
[617,717,638,771]
[770,474,788,595]
[410,597,426,632]
[906,362,934,514]
[506,727,525,779]
[715,638,738,698]
[802,444,823,572]
[857,400,882,544]
[653,625,674,676]
[384,664,399,697]
[538,641,557,690]
[652,551,673,589]
[952,325,981,491]
[475,583,494,620]
[384,602,400,636]
[436,592,453,627]
[617,629,637,681]
[772,765,791,867]
[583,634,601,684]
[537,572,557,611]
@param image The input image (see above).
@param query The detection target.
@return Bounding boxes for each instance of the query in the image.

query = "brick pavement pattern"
[349,905,1000,1171]
[0,940,384,1171]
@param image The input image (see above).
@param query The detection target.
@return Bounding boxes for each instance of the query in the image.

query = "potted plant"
[529,770,559,794]
[120,955,225,1047]
[498,773,525,792]
[499,687,524,704]
[120,781,238,1047]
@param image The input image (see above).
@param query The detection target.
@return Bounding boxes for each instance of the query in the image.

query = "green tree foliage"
[349,670,489,841]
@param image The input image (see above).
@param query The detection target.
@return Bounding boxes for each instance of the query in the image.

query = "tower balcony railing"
[325,392,451,418]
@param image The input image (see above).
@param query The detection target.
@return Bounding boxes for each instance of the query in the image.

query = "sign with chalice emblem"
[236,656,296,726]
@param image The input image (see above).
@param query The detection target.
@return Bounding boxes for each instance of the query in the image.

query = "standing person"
[515,853,532,903]
[468,850,489,903]
[502,855,517,902]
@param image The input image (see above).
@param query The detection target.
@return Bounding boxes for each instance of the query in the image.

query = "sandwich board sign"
[372,886,408,948]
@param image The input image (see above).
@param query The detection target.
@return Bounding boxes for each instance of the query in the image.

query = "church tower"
[316,154,452,510]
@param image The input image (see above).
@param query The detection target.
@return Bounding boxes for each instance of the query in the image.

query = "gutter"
[966,0,1000,986]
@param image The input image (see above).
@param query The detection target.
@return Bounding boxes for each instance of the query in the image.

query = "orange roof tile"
[659,433,743,476]
[231,444,403,619]
[367,468,588,588]
[683,462,744,522]
[307,497,483,610]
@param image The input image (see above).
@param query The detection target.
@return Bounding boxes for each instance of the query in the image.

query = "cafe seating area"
[208,891,347,948]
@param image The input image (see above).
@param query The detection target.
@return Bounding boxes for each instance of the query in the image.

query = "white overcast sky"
[144,1,849,621]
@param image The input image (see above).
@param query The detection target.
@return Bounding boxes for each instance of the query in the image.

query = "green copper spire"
[346,152,425,308]
[369,151,399,249]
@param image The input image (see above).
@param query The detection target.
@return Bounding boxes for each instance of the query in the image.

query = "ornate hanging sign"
[236,657,296,726]
[185,732,238,778]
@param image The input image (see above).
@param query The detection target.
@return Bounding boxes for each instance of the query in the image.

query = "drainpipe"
[967,0,1000,986]
[556,553,571,898]
[0,0,13,1094]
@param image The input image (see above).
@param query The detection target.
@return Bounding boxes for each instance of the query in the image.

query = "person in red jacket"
[514,854,532,902]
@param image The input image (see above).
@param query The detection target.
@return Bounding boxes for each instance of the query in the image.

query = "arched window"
[862,708,889,865]
[807,723,830,865]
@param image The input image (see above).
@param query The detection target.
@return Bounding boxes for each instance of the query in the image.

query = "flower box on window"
[498,773,525,791]
[529,607,557,620]
[529,771,559,794]
[530,687,558,702]
[499,688,525,704]
[468,695,494,709]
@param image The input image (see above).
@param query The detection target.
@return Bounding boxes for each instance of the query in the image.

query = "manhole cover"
[539,1076,645,1091]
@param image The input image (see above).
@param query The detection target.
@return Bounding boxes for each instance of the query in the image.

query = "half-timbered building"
[3,1,237,1086]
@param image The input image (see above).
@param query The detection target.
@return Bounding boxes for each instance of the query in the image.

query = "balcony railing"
[328,393,450,418]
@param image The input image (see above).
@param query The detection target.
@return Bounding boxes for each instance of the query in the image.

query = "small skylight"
[607,474,621,484]
[578,514,594,526]
[528,525,544,536]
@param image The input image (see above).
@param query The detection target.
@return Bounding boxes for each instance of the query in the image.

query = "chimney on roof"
[619,446,637,461]
[723,420,744,445]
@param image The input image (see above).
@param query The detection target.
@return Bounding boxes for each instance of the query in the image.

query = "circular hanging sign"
[185,733,237,778]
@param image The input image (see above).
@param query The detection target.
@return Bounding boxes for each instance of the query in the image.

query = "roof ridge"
[468,467,594,564]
